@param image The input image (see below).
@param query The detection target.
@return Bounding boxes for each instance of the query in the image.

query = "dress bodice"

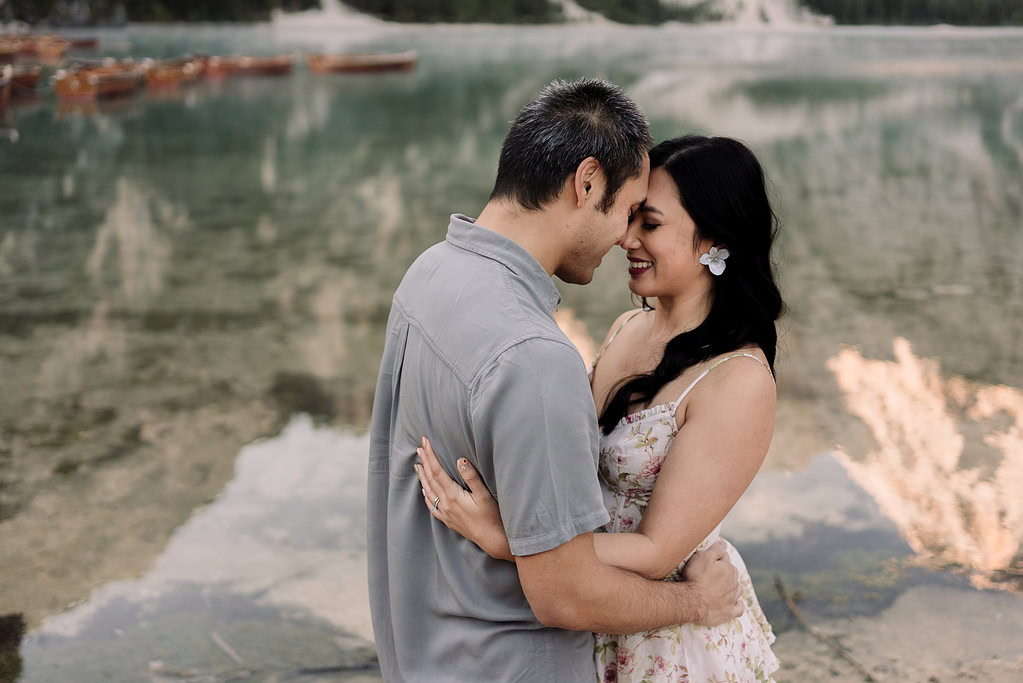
[592,350,770,578]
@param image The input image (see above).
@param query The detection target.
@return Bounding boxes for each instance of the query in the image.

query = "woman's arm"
[594,356,776,580]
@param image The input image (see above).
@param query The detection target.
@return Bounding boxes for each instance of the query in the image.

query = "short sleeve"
[470,338,610,556]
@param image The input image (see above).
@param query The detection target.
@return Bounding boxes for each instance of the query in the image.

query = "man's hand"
[681,539,744,626]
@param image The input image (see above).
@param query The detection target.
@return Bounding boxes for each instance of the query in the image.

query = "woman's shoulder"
[611,307,647,329]
[673,347,776,426]
[597,308,646,349]
[696,346,775,396]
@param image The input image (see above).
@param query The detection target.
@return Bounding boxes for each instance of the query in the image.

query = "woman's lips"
[628,259,653,277]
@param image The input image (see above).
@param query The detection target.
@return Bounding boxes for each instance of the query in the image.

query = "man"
[367,78,742,682]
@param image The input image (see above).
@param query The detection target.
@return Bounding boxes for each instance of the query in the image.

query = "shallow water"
[1,22,1022,681]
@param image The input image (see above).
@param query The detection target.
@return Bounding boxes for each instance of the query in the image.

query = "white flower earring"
[699,246,729,276]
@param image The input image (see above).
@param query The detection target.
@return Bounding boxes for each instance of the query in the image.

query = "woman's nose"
[619,225,640,249]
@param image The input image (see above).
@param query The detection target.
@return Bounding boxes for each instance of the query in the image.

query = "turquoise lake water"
[1,21,1022,681]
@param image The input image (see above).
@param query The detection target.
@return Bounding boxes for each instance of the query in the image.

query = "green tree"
[343,0,562,23]
[800,0,1023,25]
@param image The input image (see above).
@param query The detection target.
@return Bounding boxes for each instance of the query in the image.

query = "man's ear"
[572,156,603,208]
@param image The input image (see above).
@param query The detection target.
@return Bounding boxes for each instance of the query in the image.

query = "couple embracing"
[368,78,783,682]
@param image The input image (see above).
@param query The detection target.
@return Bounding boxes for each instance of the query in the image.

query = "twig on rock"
[774,575,878,682]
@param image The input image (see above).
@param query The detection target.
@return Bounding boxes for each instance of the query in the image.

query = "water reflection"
[830,338,1023,585]
[19,415,378,682]
[86,178,172,304]
[1,24,1022,680]
[261,135,277,193]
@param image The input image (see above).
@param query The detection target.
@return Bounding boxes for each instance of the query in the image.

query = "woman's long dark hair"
[598,135,784,434]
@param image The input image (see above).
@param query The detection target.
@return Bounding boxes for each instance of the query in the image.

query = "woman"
[416,135,783,682]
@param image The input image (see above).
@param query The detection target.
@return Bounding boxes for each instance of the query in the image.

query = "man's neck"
[474,200,562,277]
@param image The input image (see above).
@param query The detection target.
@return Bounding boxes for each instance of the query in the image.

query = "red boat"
[70,36,99,49]
[37,35,71,61]
[11,66,41,93]
[54,63,145,101]
[206,54,294,78]
[305,51,417,74]
[143,56,205,88]
[0,40,16,64]
[15,36,36,56]
[0,65,11,108]
[8,34,72,60]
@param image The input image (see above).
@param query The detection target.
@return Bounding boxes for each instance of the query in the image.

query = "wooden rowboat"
[37,36,71,60]
[3,33,90,57]
[14,36,37,56]
[305,51,417,74]
[70,36,99,49]
[205,54,294,78]
[10,34,72,60]
[0,65,11,108]
[11,65,41,92]
[142,56,205,88]
[54,63,145,101]
[0,41,17,64]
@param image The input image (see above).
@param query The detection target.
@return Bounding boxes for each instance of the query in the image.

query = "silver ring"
[432,496,441,511]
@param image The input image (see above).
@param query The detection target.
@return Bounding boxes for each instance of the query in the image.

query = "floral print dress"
[592,353,779,683]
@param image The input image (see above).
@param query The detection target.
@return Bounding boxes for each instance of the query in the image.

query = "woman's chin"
[627,281,652,298]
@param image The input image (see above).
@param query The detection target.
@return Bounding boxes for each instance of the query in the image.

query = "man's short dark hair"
[490,78,652,213]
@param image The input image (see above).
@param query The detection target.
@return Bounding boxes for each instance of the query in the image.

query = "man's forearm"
[527,559,703,634]
[571,562,704,633]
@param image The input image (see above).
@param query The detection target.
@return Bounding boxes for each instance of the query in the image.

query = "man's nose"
[618,226,637,249]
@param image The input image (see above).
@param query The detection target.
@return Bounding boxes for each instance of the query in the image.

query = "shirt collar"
[445,213,561,313]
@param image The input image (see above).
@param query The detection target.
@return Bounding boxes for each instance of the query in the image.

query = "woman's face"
[620,167,713,299]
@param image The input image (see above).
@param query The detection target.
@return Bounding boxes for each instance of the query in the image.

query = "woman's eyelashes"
[642,222,660,231]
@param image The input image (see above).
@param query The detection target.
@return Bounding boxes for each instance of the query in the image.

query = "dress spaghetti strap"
[589,309,644,374]
[668,352,773,409]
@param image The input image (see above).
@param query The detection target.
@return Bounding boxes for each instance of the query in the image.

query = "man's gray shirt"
[367,214,610,682]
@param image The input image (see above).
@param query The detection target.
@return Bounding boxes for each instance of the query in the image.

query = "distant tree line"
[574,0,721,24]
[798,0,1023,25]
[3,0,319,24]
[340,0,561,23]
[5,0,1022,25]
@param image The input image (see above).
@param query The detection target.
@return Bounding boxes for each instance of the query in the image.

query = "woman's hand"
[415,437,514,562]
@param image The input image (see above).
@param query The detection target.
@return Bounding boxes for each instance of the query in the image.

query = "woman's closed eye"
[642,222,661,230]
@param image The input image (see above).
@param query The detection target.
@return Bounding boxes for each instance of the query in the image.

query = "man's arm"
[414,437,743,629]
[466,338,740,631]
[516,532,741,633]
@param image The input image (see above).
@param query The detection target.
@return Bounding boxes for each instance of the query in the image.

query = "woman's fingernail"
[458,460,468,470]
[412,463,419,472]
[421,437,426,447]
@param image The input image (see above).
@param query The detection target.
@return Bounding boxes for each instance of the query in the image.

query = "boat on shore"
[142,56,206,88]
[205,54,294,78]
[54,62,145,101]
[305,51,417,74]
